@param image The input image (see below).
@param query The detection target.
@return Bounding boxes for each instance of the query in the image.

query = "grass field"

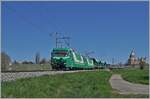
[1,70,149,98]
[112,68,149,85]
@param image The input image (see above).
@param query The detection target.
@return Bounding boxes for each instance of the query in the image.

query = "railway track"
[1,69,98,82]
[2,69,54,73]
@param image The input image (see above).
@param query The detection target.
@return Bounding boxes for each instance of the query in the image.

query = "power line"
[6,6,64,35]
[49,32,71,48]
[6,6,48,34]
[85,51,94,58]
[59,36,71,48]
[7,6,67,48]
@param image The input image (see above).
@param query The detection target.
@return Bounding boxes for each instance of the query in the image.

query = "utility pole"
[55,32,59,48]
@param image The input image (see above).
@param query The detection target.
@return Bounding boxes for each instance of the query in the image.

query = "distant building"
[128,49,139,65]
[127,49,148,66]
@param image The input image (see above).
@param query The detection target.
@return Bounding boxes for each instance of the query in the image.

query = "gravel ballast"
[1,70,96,82]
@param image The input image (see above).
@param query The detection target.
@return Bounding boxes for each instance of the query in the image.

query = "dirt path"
[109,74,149,95]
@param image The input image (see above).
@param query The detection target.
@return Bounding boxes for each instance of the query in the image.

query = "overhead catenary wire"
[6,6,64,36]
[6,7,48,34]
[6,6,71,48]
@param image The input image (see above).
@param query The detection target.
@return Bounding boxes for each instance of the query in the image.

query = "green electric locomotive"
[51,48,94,70]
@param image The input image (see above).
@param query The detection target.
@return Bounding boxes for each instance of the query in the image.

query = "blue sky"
[2,1,149,64]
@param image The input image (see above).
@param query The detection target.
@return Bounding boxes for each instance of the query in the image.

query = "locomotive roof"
[52,48,71,51]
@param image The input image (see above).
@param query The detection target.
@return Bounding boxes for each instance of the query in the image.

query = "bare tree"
[35,52,40,64]
[1,52,11,71]
[13,60,19,64]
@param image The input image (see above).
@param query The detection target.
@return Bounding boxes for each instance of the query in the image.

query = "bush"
[139,58,146,70]
[40,58,47,64]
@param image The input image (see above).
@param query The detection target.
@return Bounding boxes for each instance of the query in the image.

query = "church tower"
[128,49,138,65]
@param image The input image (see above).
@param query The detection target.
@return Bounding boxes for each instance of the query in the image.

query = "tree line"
[1,52,50,71]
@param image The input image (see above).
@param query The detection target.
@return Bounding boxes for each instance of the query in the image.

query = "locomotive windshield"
[52,51,68,57]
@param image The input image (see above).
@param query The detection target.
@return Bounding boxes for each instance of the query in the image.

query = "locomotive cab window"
[52,51,68,57]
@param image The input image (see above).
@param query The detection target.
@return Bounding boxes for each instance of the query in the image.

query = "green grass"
[112,68,149,85]
[1,71,149,98]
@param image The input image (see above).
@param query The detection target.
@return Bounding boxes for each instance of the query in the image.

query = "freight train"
[51,48,107,70]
